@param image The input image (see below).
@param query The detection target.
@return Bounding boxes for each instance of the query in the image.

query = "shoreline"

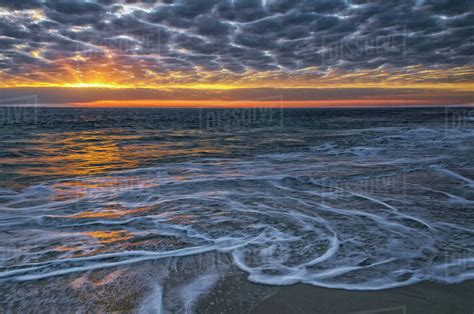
[1,254,473,313]
[197,276,474,313]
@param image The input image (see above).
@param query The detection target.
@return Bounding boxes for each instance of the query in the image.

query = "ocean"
[0,107,473,311]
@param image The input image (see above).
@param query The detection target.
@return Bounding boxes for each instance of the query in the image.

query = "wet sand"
[1,257,473,313]
[198,276,474,314]
[254,281,474,313]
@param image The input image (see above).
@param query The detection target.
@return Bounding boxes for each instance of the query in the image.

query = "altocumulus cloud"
[0,0,473,105]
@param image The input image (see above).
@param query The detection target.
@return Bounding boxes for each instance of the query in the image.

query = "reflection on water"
[0,130,139,180]
[0,128,226,189]
[64,205,150,219]
[52,230,134,259]
[84,231,134,245]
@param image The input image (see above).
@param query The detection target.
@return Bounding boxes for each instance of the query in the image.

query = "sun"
[61,82,126,89]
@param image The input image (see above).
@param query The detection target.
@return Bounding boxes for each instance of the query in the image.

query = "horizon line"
[1,101,473,109]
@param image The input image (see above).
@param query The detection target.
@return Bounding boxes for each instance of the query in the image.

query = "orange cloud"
[72,99,466,108]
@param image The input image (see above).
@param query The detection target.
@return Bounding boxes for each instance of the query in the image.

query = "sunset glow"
[2,66,473,91]
[0,1,472,107]
[72,98,456,108]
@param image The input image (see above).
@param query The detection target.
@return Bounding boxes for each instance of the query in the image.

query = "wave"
[0,149,473,291]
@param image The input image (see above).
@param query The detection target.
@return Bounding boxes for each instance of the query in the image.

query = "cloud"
[1,86,472,106]
[0,0,472,88]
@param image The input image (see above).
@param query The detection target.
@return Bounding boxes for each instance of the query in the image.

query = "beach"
[1,0,473,311]
[1,253,472,313]
[249,281,474,314]
[0,107,473,312]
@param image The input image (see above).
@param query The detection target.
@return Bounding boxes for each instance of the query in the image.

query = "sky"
[0,0,473,107]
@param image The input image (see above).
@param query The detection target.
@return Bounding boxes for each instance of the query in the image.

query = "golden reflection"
[49,133,135,176]
[53,230,133,258]
[54,244,82,253]
[84,230,133,244]
[1,129,229,180]
[65,205,153,219]
[2,131,139,178]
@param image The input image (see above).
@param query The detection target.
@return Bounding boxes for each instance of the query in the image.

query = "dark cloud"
[46,1,105,15]
[1,86,472,105]
[0,0,472,79]
[0,0,42,10]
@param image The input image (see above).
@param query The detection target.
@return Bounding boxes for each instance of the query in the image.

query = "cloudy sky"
[0,0,472,107]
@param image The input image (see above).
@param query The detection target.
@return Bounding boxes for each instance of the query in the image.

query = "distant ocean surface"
[0,107,473,308]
